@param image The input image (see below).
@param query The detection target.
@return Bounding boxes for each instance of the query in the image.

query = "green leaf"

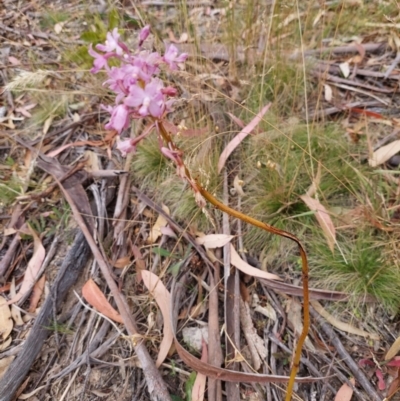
[122,15,140,28]
[185,372,196,401]
[168,260,184,276]
[108,8,120,29]
[80,31,103,43]
[152,247,172,257]
[170,396,184,401]
[94,14,106,32]
[5,157,15,166]
[64,45,93,67]
[168,262,182,276]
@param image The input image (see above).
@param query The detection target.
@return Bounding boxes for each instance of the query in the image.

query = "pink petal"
[139,25,151,45]
[376,369,386,391]
[116,138,136,156]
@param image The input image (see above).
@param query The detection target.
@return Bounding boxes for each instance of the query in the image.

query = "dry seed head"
[4,70,50,92]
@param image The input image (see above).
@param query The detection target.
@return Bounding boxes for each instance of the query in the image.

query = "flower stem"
[157,120,309,400]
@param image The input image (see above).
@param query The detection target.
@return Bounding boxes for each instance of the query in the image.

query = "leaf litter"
[1,1,400,400]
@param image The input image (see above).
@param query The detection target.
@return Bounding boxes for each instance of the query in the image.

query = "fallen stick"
[55,176,172,401]
[311,307,381,401]
[0,231,91,401]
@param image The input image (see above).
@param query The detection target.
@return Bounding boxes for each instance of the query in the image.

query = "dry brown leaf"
[311,300,379,340]
[227,112,246,129]
[131,245,145,283]
[230,245,281,281]
[196,234,234,249]
[334,378,355,401]
[369,140,400,167]
[305,162,322,197]
[252,293,277,321]
[387,371,400,400]
[28,274,45,313]
[160,226,177,239]
[147,205,170,243]
[353,42,366,63]
[300,194,336,252]
[9,278,23,326]
[3,228,16,236]
[0,356,14,379]
[43,116,53,135]
[8,226,46,305]
[385,336,400,361]
[0,296,13,347]
[113,256,131,269]
[192,341,208,401]
[178,301,207,320]
[84,150,100,172]
[8,56,21,65]
[0,337,12,352]
[233,175,245,196]
[240,298,267,370]
[339,62,350,78]
[324,84,333,102]
[278,11,306,28]
[82,279,123,323]
[141,270,173,367]
[313,9,325,26]
[218,103,271,173]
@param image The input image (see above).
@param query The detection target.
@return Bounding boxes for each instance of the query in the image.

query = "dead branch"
[0,231,91,401]
[311,307,381,401]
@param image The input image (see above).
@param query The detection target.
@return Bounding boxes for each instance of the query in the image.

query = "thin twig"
[310,307,381,401]
[53,176,172,401]
[268,335,337,395]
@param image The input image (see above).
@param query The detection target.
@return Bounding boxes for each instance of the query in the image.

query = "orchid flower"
[90,25,198,203]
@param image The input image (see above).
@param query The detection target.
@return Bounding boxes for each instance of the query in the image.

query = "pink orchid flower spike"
[96,28,125,55]
[163,44,188,70]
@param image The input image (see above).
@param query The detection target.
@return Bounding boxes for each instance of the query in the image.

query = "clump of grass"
[310,230,400,313]
[0,178,23,207]
[4,70,50,93]
[30,93,71,127]
[5,69,72,134]
[248,60,311,117]
[132,133,222,231]
[240,119,364,253]
[131,136,170,188]
[39,9,70,29]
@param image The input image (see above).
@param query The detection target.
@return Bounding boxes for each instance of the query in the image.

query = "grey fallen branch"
[0,231,91,401]
[311,307,381,401]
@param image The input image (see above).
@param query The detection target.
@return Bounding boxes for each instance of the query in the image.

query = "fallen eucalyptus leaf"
[142,270,173,367]
[82,279,123,324]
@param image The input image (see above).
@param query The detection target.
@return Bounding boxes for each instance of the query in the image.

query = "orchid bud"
[162,86,178,97]
[139,25,151,46]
